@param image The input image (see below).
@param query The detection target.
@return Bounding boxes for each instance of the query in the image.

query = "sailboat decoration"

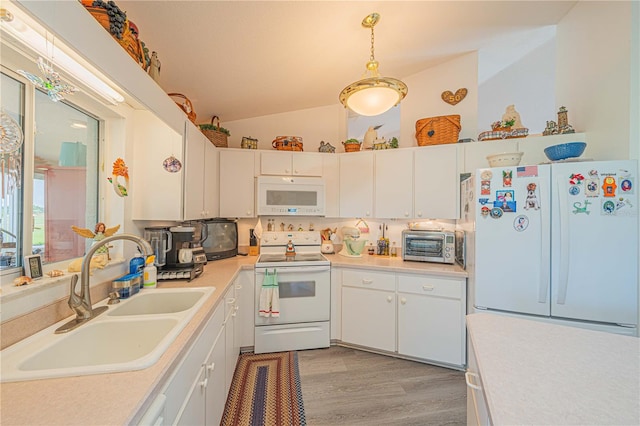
[17,57,77,102]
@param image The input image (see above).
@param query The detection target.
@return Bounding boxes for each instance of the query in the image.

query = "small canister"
[112,272,142,299]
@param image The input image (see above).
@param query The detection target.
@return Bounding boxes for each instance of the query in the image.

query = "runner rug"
[221,351,306,426]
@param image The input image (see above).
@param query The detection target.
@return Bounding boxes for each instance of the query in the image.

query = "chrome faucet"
[55,233,152,333]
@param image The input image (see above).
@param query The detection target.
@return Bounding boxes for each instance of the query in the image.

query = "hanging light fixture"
[339,13,407,117]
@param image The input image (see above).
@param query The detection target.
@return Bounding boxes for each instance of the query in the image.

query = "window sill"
[0,258,126,322]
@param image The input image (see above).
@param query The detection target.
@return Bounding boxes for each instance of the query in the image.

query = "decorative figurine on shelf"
[148,51,161,83]
[279,222,285,231]
[543,106,575,136]
[285,240,296,257]
[502,105,525,129]
[318,141,336,153]
[71,223,120,260]
[287,223,294,231]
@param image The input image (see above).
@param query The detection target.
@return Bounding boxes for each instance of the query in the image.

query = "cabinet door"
[183,121,206,220]
[132,110,184,221]
[467,341,492,425]
[292,152,323,176]
[323,154,340,217]
[224,286,238,393]
[260,151,291,175]
[236,270,255,349]
[204,328,227,426]
[375,149,413,219]
[339,151,374,218]
[341,286,395,352]
[414,145,460,219]
[203,141,219,218]
[219,150,256,217]
[174,365,206,426]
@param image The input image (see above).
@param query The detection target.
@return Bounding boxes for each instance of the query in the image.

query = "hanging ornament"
[17,57,78,102]
[107,158,129,197]
[163,155,182,173]
[0,111,24,201]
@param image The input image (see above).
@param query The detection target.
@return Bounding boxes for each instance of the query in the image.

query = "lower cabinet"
[339,267,466,368]
[224,284,239,393]
[341,270,396,352]
[466,338,492,426]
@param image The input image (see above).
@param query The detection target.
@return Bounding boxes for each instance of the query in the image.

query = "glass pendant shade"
[339,13,407,116]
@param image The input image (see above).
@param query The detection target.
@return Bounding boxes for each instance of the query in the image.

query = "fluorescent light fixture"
[0,7,125,105]
[70,120,88,129]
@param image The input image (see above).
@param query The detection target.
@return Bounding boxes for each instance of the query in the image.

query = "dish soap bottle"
[129,252,145,275]
[143,255,157,289]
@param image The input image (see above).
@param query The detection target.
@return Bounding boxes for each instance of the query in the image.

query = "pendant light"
[339,13,407,117]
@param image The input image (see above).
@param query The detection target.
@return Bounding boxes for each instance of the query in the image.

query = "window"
[1,69,100,277]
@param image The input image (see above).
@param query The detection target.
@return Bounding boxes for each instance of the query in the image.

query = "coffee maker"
[144,225,205,281]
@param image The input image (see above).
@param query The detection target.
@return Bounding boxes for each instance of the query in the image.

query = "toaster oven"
[402,230,455,264]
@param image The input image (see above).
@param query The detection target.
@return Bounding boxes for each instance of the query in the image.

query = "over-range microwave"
[256,176,325,216]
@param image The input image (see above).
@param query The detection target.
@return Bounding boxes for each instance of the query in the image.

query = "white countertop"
[0,254,465,425]
[467,313,640,425]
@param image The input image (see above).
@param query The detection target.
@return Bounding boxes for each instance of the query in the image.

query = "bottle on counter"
[129,252,145,275]
[390,242,397,257]
[368,243,375,255]
[143,255,157,288]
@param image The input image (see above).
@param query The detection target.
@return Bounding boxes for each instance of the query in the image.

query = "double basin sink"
[1,287,215,383]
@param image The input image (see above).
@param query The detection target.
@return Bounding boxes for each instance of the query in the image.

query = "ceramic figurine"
[318,141,336,153]
[71,223,120,259]
[148,51,161,83]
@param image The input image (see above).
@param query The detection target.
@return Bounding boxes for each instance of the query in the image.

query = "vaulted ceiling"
[116,1,577,123]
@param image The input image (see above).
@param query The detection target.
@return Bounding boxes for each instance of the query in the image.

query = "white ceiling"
[115,1,577,123]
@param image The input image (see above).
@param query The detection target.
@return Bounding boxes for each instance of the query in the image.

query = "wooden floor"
[297,346,467,426]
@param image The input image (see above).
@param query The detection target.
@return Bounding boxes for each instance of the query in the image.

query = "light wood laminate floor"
[298,346,466,425]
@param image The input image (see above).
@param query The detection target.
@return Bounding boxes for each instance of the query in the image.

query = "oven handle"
[255,265,330,274]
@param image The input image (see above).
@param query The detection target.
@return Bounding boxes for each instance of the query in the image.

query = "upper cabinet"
[132,111,184,221]
[339,151,374,218]
[374,149,414,219]
[414,145,461,220]
[219,149,257,218]
[260,151,323,176]
[322,154,340,218]
[184,121,219,220]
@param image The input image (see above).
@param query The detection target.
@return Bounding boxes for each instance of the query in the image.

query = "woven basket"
[168,93,196,124]
[199,116,228,147]
[415,115,461,146]
[82,3,146,68]
[272,136,303,151]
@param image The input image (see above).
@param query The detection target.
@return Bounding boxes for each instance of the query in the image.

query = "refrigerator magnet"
[615,198,632,212]
[601,199,615,215]
[569,185,580,196]
[569,173,585,185]
[481,206,491,217]
[524,183,540,210]
[572,200,592,214]
[490,207,503,219]
[494,190,516,212]
[602,176,617,197]
[585,178,600,197]
[502,170,513,187]
[481,180,491,195]
[481,170,493,180]
[513,215,529,231]
[620,177,633,194]
[478,198,489,205]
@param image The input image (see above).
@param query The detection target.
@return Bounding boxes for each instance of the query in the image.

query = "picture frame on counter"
[23,254,43,280]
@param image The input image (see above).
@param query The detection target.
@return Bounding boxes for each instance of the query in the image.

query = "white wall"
[556,1,633,160]
[224,104,346,152]
[401,52,479,145]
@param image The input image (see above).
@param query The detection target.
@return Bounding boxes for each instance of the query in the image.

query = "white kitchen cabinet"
[414,145,461,219]
[183,121,219,220]
[397,274,466,367]
[260,151,323,176]
[235,269,255,349]
[322,154,340,217]
[204,325,227,426]
[132,110,185,221]
[163,301,225,425]
[219,149,257,218]
[341,269,396,352]
[224,284,239,393]
[375,149,414,219]
[466,339,492,426]
[339,151,374,218]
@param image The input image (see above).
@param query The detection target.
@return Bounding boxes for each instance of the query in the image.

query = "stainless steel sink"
[1,287,215,382]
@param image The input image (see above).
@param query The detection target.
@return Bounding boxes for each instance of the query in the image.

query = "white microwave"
[256,176,325,216]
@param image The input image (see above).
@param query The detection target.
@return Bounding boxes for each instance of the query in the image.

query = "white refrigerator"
[460,160,638,335]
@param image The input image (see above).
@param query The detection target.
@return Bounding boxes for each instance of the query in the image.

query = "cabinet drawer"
[398,274,463,299]
[342,269,395,291]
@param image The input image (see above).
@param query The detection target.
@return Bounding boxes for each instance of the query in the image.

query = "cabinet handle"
[386,295,393,303]
[200,377,208,390]
[417,211,423,217]
[227,297,236,304]
[465,371,482,391]
[294,169,299,174]
[404,212,409,217]
[236,284,242,290]
[362,279,373,285]
[422,285,434,291]
[285,169,290,174]
[400,297,407,305]
[207,362,215,373]
[246,210,252,216]
[366,211,371,217]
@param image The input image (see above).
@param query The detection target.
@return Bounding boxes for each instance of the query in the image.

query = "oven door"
[254,265,330,325]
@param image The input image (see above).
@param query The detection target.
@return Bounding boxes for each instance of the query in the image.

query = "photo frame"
[24,254,43,280]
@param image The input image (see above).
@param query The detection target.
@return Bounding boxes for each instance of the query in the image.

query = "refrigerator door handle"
[538,176,549,304]
[556,176,570,305]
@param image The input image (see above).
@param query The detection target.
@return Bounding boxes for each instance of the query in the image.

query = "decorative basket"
[544,142,586,161]
[272,136,303,151]
[342,141,361,152]
[82,2,146,68]
[415,115,461,146]
[200,116,229,147]
[168,93,196,123]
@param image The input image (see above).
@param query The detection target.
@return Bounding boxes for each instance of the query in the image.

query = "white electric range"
[254,231,330,354]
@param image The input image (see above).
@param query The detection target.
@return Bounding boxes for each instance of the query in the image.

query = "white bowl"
[486,152,524,167]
